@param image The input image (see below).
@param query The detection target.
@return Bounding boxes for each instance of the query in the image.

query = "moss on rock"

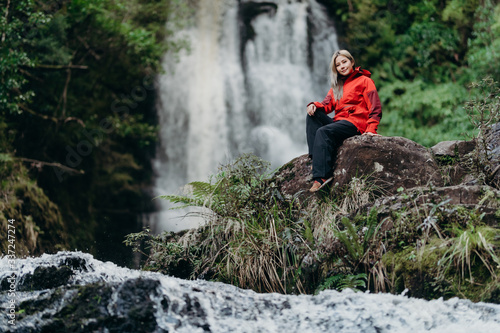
[0,161,68,256]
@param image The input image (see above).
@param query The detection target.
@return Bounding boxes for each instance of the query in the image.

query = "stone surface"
[333,136,443,194]
[431,140,476,157]
[371,185,500,227]
[274,136,449,201]
[4,252,500,333]
[274,154,314,199]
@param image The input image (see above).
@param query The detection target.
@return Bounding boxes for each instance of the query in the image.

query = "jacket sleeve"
[308,89,335,114]
[363,79,382,133]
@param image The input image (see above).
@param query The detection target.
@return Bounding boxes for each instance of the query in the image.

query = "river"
[1,251,500,332]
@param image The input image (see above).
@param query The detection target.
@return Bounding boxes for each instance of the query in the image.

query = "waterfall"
[152,0,338,231]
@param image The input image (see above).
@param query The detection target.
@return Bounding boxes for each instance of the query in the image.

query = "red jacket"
[310,67,382,134]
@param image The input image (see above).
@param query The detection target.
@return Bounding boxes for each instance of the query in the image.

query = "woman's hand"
[362,132,381,136]
[307,104,316,116]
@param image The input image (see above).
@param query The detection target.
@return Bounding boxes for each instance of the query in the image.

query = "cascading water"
[2,252,500,332]
[151,0,339,231]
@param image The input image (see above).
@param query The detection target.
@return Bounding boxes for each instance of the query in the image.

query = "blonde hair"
[329,50,355,101]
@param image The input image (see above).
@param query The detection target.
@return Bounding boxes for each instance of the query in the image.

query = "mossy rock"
[0,162,68,256]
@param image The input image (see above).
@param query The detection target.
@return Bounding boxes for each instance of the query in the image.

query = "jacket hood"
[339,66,371,81]
[351,66,371,78]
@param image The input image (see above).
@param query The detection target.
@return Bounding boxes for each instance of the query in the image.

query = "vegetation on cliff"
[126,80,500,302]
[126,150,500,301]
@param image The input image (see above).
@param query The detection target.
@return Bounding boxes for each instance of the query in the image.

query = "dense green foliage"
[320,0,500,146]
[0,0,190,264]
[127,154,310,293]
[127,153,500,301]
[0,159,68,256]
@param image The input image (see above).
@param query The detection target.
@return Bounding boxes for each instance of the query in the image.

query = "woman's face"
[335,55,354,76]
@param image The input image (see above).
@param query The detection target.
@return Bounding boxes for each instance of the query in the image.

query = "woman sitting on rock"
[306,49,382,192]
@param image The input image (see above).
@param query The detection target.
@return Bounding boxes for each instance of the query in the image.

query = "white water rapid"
[151,0,339,231]
[2,252,500,332]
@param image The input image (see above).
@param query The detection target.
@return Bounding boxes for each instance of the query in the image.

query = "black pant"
[306,111,359,179]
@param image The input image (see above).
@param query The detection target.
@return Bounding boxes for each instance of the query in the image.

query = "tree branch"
[17,104,86,127]
[77,36,102,60]
[62,62,72,117]
[25,64,89,70]
[18,104,58,123]
[64,117,86,127]
[16,157,85,175]
[1,0,10,43]
[19,68,44,82]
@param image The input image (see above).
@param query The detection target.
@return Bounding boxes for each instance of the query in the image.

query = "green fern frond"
[315,273,367,294]
[363,208,380,247]
[334,217,363,263]
[314,274,344,294]
[155,179,223,210]
[338,273,367,291]
[189,181,220,198]
[155,194,203,208]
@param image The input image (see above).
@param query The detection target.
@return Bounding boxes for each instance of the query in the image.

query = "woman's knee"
[316,126,332,142]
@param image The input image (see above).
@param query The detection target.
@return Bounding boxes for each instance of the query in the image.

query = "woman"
[306,50,382,192]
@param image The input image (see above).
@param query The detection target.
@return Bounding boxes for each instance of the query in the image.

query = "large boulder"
[274,136,444,198]
[333,136,443,194]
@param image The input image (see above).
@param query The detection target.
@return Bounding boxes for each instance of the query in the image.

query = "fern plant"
[333,208,380,269]
[158,180,225,213]
[315,273,367,294]
[331,208,392,292]
[157,153,276,219]
[139,154,311,293]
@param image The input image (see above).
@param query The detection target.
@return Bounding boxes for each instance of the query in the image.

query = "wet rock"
[13,278,163,333]
[2,252,500,332]
[61,256,89,272]
[17,265,74,291]
[110,279,161,332]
